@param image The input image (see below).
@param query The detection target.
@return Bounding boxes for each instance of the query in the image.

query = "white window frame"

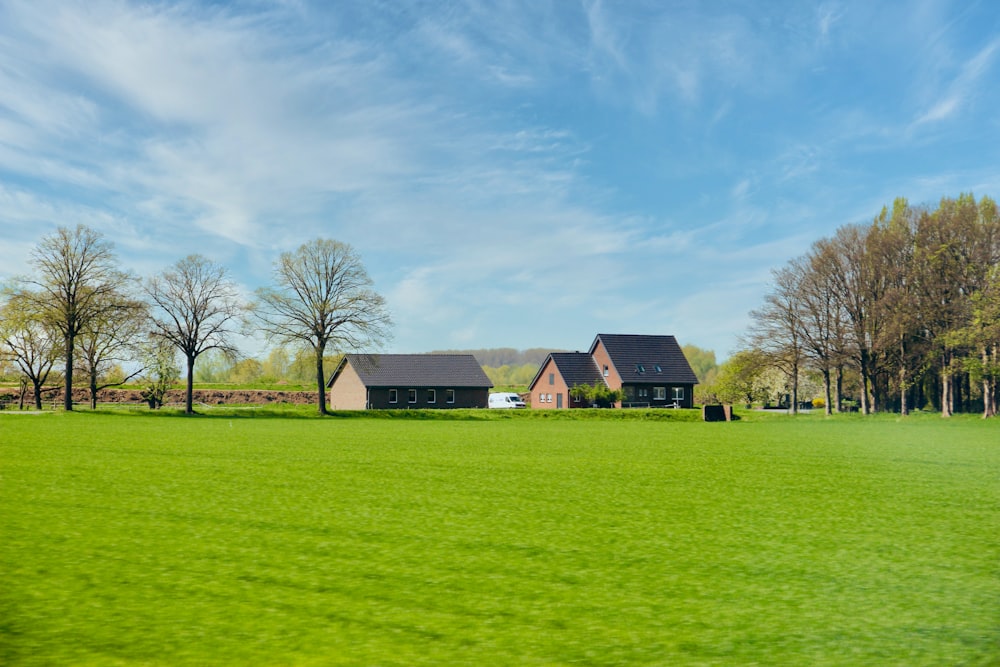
[427,389,436,404]
[408,389,417,404]
[672,387,685,401]
[389,389,398,404]
[446,389,455,404]
[653,386,666,401]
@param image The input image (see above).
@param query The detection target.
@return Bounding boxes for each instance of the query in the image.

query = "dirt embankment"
[0,388,318,407]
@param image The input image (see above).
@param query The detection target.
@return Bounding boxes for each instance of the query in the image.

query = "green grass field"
[1,410,997,665]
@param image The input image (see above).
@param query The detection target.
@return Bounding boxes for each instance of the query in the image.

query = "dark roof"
[329,354,493,388]
[591,334,699,385]
[529,352,606,390]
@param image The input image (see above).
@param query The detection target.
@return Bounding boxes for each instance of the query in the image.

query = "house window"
[427,389,436,403]
[636,364,645,374]
[549,373,555,385]
[408,389,417,403]
[638,387,648,398]
[603,365,609,377]
[446,389,455,404]
[653,386,666,401]
[389,389,398,404]
[655,364,662,373]
[672,387,685,401]
[546,393,552,403]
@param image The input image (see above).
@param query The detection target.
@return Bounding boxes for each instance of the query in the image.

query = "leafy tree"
[261,347,292,383]
[951,265,1000,418]
[192,348,231,383]
[712,349,769,407]
[0,290,61,409]
[17,225,132,410]
[229,358,264,384]
[569,382,625,408]
[137,338,179,410]
[681,344,718,383]
[253,239,391,415]
[146,255,244,414]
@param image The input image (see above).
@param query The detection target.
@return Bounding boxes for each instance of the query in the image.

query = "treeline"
[433,348,560,390]
[1,226,390,414]
[711,193,999,417]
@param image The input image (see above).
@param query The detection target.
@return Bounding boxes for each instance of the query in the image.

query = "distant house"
[529,352,606,409]
[327,354,493,410]
[529,334,698,409]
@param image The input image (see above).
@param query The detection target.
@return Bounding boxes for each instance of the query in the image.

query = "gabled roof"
[328,354,493,388]
[529,352,606,390]
[590,334,699,385]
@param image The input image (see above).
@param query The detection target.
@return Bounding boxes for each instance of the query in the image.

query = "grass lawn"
[1,410,998,665]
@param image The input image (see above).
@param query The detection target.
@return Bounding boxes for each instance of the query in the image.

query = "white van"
[488,392,526,409]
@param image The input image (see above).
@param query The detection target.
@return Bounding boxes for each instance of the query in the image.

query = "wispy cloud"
[912,38,1000,126]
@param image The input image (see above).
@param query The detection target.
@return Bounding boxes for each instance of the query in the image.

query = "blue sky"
[2,0,999,360]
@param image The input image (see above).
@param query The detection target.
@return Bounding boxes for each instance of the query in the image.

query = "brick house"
[529,334,698,409]
[327,354,492,410]
[529,352,606,409]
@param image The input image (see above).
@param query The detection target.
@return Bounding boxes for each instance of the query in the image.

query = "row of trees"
[0,225,391,415]
[731,193,1000,418]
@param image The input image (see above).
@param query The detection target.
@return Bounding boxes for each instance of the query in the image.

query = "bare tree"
[76,291,149,409]
[747,265,806,413]
[0,290,60,409]
[253,239,391,415]
[19,225,131,410]
[802,240,852,413]
[146,255,243,414]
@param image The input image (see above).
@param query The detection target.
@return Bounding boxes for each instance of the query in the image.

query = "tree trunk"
[790,361,799,414]
[186,355,195,414]
[823,368,832,416]
[984,346,997,419]
[897,337,906,416]
[860,350,871,415]
[315,345,327,415]
[32,378,43,410]
[90,372,99,410]
[962,371,971,414]
[64,335,74,411]
[835,366,843,413]
[941,353,953,418]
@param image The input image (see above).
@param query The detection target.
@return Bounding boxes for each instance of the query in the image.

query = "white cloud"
[912,37,1000,127]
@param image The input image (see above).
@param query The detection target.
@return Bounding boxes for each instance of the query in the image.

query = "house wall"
[327,363,368,410]
[622,383,695,408]
[590,341,620,390]
[367,387,488,410]
[529,357,569,409]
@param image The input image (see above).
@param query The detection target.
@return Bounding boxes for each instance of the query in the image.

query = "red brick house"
[327,354,492,410]
[529,352,606,409]
[529,334,698,409]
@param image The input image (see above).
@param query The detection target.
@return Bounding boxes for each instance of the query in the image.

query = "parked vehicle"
[488,392,526,409]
